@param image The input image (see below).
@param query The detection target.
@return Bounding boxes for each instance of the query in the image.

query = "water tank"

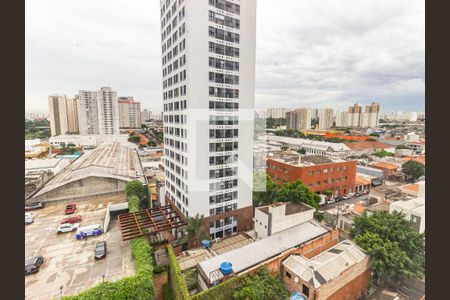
[201,240,211,249]
[219,262,233,275]
[290,291,306,300]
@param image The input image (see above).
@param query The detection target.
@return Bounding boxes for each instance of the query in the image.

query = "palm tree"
[186,214,207,247]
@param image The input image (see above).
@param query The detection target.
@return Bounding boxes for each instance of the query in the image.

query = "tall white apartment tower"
[318,108,334,130]
[160,0,256,239]
[48,94,69,136]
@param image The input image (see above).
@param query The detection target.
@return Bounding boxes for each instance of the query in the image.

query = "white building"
[160,0,256,238]
[118,97,142,128]
[390,197,425,234]
[286,108,312,131]
[48,94,69,136]
[49,134,130,149]
[78,87,119,135]
[318,108,334,130]
[336,111,348,127]
[25,158,71,175]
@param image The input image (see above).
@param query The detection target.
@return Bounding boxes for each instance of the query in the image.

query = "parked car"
[326,198,336,204]
[25,212,34,225]
[94,241,107,260]
[25,256,44,275]
[64,204,77,214]
[57,223,80,234]
[342,194,352,200]
[25,202,45,211]
[76,224,103,240]
[334,196,342,202]
[354,191,362,197]
[60,215,82,224]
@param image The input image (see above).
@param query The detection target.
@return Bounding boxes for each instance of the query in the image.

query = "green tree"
[396,144,409,150]
[126,180,146,199]
[234,267,289,300]
[402,160,425,180]
[323,189,333,197]
[253,172,280,206]
[373,150,394,158]
[366,137,378,142]
[186,214,208,247]
[128,135,141,144]
[277,180,320,209]
[351,212,425,283]
[297,148,306,154]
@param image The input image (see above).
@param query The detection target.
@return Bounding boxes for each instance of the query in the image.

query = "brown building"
[369,162,399,178]
[267,153,357,196]
[282,240,370,300]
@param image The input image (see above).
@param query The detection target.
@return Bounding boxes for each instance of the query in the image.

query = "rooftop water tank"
[201,239,211,249]
[290,291,306,300]
[219,261,233,275]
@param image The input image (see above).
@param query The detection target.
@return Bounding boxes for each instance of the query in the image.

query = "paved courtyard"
[25,199,135,300]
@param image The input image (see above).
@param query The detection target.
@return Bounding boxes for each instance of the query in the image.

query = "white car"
[57,223,80,234]
[326,198,336,205]
[25,213,34,225]
[342,194,352,200]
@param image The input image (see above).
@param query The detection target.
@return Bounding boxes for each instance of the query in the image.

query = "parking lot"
[25,199,135,300]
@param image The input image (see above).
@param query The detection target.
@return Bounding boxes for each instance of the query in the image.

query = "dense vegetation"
[273,129,358,143]
[25,119,51,139]
[234,268,289,300]
[373,149,394,158]
[351,212,425,283]
[402,160,425,180]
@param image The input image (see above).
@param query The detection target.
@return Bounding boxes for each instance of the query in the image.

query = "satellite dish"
[294,277,299,283]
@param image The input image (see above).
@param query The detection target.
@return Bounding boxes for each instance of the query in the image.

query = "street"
[320,195,369,209]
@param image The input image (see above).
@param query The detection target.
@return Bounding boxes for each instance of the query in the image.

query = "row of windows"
[209,115,239,125]
[209,57,239,71]
[162,39,185,65]
[209,190,238,205]
[162,23,185,53]
[210,225,237,239]
[165,148,188,165]
[209,167,238,179]
[163,85,187,100]
[306,166,348,176]
[209,26,240,43]
[160,0,184,18]
[164,100,187,112]
[307,177,348,186]
[209,154,238,166]
[208,11,240,29]
[163,113,187,124]
[209,129,238,139]
[164,138,188,153]
[210,141,239,153]
[209,101,239,111]
[162,55,186,78]
[208,42,239,58]
[209,204,238,216]
[209,179,238,192]
[163,70,186,89]
[164,126,187,138]
[209,72,239,85]
[165,163,188,182]
[161,6,185,42]
[166,169,188,191]
[208,0,240,15]
[209,87,239,99]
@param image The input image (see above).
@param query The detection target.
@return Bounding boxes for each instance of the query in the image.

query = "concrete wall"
[33,177,128,203]
[254,208,269,239]
[271,209,314,236]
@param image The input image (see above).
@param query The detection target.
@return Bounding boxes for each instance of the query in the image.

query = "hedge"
[190,276,242,300]
[63,187,154,299]
[167,245,190,300]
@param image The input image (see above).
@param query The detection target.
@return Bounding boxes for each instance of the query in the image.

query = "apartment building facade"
[66,96,80,133]
[48,94,69,136]
[118,97,142,128]
[318,108,334,130]
[347,102,380,128]
[267,153,357,196]
[160,0,256,239]
[286,108,312,131]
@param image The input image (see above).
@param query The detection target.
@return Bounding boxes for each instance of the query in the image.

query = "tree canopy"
[402,160,425,180]
[125,180,146,200]
[351,211,425,283]
[234,267,289,300]
[186,214,208,247]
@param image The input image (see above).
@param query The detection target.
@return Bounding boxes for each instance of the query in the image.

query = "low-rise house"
[390,197,425,234]
[281,240,370,300]
[369,162,399,178]
[345,141,393,157]
[354,174,372,193]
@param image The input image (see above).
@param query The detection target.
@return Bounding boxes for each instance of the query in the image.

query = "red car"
[64,204,77,214]
[60,215,82,224]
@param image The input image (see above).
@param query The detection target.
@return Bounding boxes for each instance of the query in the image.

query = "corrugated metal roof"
[283,240,367,288]
[198,220,330,284]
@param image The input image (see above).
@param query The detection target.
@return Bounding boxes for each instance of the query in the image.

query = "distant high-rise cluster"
[118,97,142,128]
[48,94,79,136]
[286,108,312,131]
[347,102,380,128]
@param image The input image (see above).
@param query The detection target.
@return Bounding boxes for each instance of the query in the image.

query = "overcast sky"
[25,0,424,114]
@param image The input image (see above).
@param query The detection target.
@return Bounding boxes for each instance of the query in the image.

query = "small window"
[285,271,291,278]
[302,284,310,297]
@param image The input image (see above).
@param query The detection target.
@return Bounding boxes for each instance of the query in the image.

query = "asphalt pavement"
[320,195,369,209]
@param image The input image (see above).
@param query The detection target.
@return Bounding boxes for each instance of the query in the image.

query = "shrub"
[167,245,190,300]
[163,283,173,300]
[153,265,166,274]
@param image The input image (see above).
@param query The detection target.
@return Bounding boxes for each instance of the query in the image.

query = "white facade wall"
[48,95,69,136]
[97,87,119,135]
[160,0,256,236]
[78,91,99,135]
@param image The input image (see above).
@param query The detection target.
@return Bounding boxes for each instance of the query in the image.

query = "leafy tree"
[234,267,289,300]
[128,135,141,144]
[396,144,409,150]
[373,150,394,158]
[126,180,146,199]
[253,172,280,206]
[147,140,157,147]
[402,160,425,180]
[186,214,208,247]
[351,212,425,283]
[323,189,333,197]
[277,180,320,209]
[366,137,378,142]
[370,133,380,137]
[297,148,306,154]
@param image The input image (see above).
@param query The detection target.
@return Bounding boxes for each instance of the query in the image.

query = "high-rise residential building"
[347,102,379,128]
[118,97,142,128]
[141,108,152,122]
[286,108,311,131]
[266,108,288,119]
[78,87,119,135]
[66,96,80,133]
[318,108,334,130]
[336,111,348,127]
[160,0,256,239]
[48,94,69,136]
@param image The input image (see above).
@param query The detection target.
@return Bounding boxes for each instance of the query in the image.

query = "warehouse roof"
[34,142,145,197]
[198,220,330,284]
[283,240,367,288]
[261,135,351,152]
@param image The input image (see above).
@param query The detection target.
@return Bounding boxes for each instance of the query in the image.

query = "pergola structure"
[118,205,187,241]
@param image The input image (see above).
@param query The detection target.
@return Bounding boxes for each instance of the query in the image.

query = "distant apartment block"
[141,108,152,122]
[267,152,357,196]
[286,108,312,131]
[66,96,80,133]
[48,94,69,136]
[347,102,380,128]
[78,87,119,135]
[318,108,334,130]
[118,97,142,128]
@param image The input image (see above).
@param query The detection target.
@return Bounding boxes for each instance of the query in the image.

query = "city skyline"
[26,0,424,113]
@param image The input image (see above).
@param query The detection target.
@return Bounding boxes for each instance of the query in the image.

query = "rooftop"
[198,220,331,284]
[390,197,425,215]
[355,174,372,186]
[370,162,399,170]
[283,240,367,289]
[371,185,415,202]
[257,202,313,216]
[269,153,347,167]
[261,135,350,152]
[25,158,66,171]
[34,142,145,198]
[345,141,391,151]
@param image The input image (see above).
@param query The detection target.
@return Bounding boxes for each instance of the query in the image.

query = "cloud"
[25,0,424,114]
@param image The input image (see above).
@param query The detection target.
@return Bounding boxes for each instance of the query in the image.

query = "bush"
[163,283,173,300]
[153,265,166,274]
[167,245,190,300]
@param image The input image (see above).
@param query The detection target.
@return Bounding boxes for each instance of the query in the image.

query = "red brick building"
[267,153,357,196]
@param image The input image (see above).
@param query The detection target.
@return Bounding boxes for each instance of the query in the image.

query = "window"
[302,284,310,298]
[285,271,291,278]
